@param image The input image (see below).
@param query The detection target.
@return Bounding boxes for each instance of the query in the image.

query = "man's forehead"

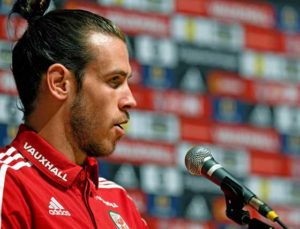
[89,33,114,46]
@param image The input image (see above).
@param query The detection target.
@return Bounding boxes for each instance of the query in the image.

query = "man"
[0,0,147,228]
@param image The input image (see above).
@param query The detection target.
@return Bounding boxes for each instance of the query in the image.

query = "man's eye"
[109,76,122,88]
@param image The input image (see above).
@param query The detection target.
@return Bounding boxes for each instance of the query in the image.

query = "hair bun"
[11,0,51,21]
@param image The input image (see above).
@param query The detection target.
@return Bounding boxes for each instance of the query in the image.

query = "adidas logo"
[48,197,71,216]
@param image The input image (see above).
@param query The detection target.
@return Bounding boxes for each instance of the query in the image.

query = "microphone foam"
[185,146,212,175]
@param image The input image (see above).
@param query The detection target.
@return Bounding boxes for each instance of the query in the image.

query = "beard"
[69,94,115,158]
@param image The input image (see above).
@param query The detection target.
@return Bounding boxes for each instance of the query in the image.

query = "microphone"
[185,146,279,223]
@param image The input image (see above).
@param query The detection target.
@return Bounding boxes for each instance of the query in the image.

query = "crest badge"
[109,211,129,229]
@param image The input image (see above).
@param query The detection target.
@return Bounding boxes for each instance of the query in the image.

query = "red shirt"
[0,125,148,228]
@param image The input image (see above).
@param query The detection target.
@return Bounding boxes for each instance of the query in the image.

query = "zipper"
[84,176,98,229]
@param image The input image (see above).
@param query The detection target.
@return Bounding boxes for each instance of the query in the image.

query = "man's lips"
[113,120,128,136]
[114,125,125,137]
[114,124,124,129]
[114,120,128,128]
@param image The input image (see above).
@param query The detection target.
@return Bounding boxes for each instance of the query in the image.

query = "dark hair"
[9,0,125,119]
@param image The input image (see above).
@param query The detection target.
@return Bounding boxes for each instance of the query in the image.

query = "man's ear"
[46,64,74,100]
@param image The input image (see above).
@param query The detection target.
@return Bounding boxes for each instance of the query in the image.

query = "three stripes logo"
[48,197,71,216]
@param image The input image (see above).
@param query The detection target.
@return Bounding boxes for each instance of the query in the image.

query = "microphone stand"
[220,177,274,229]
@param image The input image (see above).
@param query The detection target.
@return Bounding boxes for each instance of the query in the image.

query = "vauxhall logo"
[23,142,68,181]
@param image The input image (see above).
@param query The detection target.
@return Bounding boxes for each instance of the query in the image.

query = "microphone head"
[185,146,212,175]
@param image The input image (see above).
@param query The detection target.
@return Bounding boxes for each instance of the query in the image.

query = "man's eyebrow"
[106,69,132,78]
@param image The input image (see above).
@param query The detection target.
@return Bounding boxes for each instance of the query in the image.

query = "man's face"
[69,33,136,157]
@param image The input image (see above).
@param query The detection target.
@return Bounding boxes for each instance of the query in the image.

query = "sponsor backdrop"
[1,0,300,228]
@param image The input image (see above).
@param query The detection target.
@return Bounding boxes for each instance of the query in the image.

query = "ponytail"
[10,0,51,22]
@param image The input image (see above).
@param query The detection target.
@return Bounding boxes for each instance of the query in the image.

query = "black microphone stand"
[220,177,274,229]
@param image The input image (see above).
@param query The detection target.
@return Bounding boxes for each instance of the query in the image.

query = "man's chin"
[85,143,116,158]
[86,150,113,158]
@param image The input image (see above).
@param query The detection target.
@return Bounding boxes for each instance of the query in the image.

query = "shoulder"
[98,177,126,191]
[0,146,32,180]
[97,177,135,204]
[0,147,33,219]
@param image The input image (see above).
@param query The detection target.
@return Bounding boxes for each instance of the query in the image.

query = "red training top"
[0,125,148,229]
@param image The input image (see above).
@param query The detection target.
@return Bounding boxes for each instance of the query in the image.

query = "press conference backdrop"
[1,0,300,228]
